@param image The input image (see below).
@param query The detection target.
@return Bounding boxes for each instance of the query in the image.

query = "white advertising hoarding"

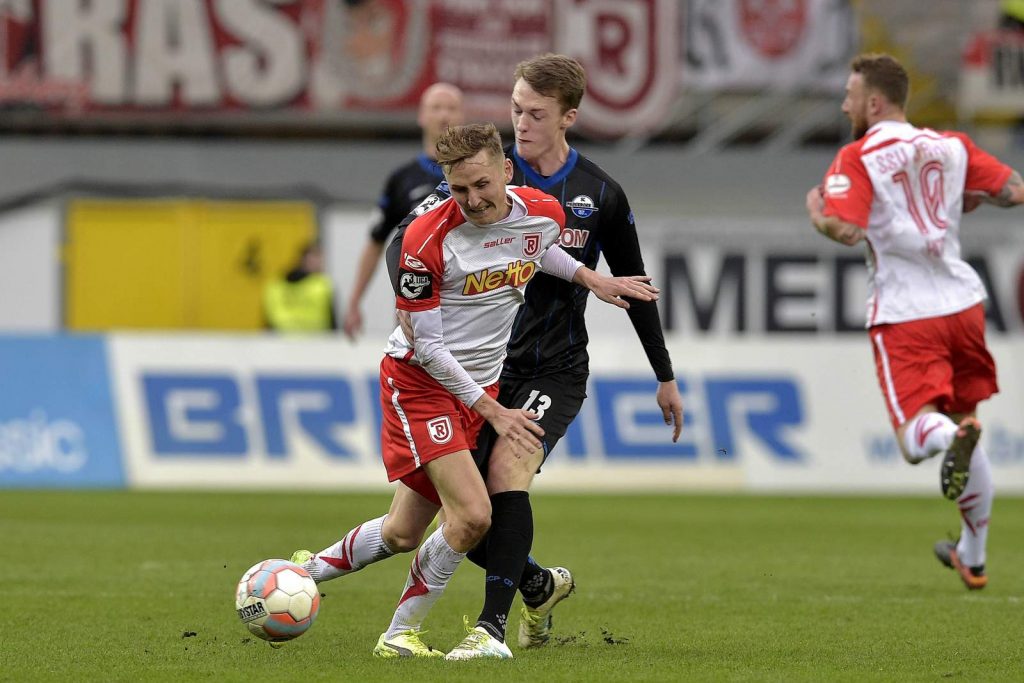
[107,334,1024,494]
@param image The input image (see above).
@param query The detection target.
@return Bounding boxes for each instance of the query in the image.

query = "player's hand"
[342,306,363,340]
[962,190,987,213]
[656,380,684,443]
[589,275,660,310]
[493,407,545,459]
[806,185,826,226]
[477,401,544,459]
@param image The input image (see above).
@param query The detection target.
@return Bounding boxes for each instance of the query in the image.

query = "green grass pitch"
[4,491,1023,681]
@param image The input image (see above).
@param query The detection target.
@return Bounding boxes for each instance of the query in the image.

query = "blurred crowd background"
[3,0,1024,335]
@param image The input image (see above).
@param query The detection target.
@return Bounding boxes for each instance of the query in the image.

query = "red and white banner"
[682,0,853,92]
[959,30,1024,118]
[555,0,678,138]
[0,0,676,137]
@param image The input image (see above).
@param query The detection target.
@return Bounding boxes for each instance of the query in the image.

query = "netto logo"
[237,601,266,622]
[565,195,598,218]
[463,260,537,295]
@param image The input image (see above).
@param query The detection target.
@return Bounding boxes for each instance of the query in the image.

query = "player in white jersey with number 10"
[806,53,1024,591]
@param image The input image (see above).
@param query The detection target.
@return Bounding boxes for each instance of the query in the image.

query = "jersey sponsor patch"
[399,269,433,300]
[565,195,599,219]
[463,260,537,295]
[426,416,453,444]
[558,228,590,249]
[413,193,443,216]
[825,173,852,196]
[523,232,542,258]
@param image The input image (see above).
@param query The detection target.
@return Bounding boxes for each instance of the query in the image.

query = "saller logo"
[237,601,266,622]
[463,260,537,295]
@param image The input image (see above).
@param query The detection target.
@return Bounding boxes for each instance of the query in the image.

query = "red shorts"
[870,303,998,429]
[378,355,498,505]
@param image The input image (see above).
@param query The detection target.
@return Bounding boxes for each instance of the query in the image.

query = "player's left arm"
[968,169,1024,208]
[596,189,682,442]
[539,245,658,309]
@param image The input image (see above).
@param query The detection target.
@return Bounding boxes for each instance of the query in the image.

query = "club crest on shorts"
[426,416,453,444]
[523,232,542,258]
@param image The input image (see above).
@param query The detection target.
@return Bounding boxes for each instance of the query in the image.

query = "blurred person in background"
[263,240,338,332]
[806,53,1024,591]
[341,82,464,340]
[376,53,684,657]
[999,0,1024,31]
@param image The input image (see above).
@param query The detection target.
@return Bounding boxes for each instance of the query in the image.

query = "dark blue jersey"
[387,144,673,382]
[369,153,445,244]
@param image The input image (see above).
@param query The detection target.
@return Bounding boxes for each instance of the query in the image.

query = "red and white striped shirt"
[822,120,1011,326]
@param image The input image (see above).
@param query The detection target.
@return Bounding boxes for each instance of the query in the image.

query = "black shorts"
[473,370,589,475]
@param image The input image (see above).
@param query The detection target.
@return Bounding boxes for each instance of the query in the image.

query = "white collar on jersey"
[460,188,527,226]
[866,119,912,135]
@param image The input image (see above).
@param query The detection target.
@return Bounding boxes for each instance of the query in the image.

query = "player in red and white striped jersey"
[291,123,658,659]
[806,53,1024,590]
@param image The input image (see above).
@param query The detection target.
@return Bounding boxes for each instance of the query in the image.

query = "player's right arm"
[343,172,405,339]
[342,238,385,339]
[811,143,872,246]
[386,182,452,295]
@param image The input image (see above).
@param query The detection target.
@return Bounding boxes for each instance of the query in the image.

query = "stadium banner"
[324,210,1024,341]
[959,30,1024,118]
[682,0,854,92]
[107,334,1024,494]
[0,335,124,488]
[0,0,676,137]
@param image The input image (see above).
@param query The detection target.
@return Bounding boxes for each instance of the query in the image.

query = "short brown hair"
[851,53,909,109]
[435,123,504,174]
[514,53,586,112]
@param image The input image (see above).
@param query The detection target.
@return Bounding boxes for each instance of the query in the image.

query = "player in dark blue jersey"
[386,54,684,657]
[341,83,463,339]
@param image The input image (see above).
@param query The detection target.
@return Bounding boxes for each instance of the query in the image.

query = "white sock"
[955,444,993,568]
[902,413,957,463]
[307,515,394,583]
[385,525,465,638]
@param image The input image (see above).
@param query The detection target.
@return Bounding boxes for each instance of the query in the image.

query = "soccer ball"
[235,559,320,644]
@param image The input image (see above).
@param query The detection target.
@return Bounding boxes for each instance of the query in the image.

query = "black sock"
[469,543,552,606]
[466,534,489,569]
[519,557,553,607]
[475,491,533,641]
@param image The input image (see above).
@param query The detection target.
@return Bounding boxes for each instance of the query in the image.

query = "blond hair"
[435,123,504,174]
[514,53,585,112]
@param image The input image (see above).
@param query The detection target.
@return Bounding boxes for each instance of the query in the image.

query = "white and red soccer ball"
[235,559,320,643]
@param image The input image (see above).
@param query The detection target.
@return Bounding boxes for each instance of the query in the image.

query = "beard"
[849,112,868,140]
